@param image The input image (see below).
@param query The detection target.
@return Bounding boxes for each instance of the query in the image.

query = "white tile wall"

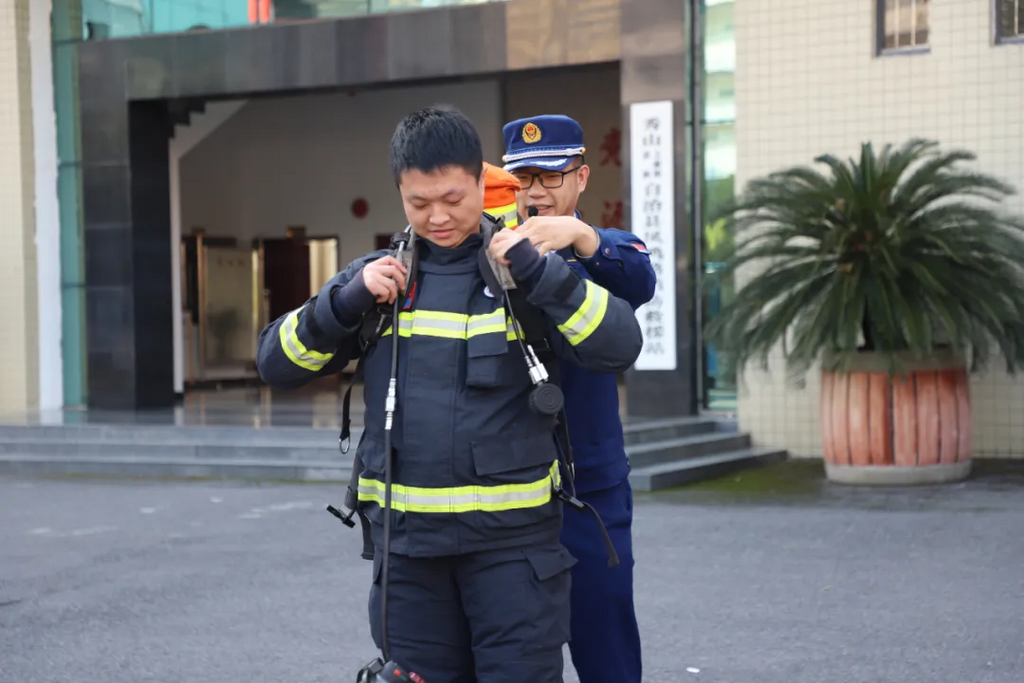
[0,0,39,415]
[735,0,1024,458]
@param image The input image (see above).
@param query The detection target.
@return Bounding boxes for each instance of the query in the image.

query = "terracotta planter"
[820,350,972,485]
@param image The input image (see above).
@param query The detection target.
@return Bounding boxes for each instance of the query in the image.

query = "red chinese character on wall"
[601,200,622,227]
[600,127,621,167]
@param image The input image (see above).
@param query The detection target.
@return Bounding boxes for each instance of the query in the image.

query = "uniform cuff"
[328,277,377,327]
[572,225,602,260]
[507,239,545,291]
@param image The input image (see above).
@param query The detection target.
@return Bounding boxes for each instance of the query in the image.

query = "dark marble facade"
[620,0,698,418]
[75,1,695,413]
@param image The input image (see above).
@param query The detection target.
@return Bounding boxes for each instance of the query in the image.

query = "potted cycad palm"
[704,139,1024,485]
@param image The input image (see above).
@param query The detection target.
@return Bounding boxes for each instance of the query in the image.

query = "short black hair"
[389,105,484,186]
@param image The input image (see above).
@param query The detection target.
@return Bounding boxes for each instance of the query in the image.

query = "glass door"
[700,0,737,413]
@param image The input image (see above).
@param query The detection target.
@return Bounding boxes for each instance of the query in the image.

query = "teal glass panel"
[53,0,84,42]
[53,2,87,407]
[53,44,79,163]
[700,0,736,412]
[68,0,507,38]
[58,163,87,406]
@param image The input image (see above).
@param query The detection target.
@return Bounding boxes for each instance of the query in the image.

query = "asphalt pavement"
[1,465,1023,683]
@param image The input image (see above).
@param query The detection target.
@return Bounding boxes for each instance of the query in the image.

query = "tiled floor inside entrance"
[0,377,736,430]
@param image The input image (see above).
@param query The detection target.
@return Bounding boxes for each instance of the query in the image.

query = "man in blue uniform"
[502,114,657,683]
[255,106,644,682]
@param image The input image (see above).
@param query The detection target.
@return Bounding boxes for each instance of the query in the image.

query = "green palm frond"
[703,138,1024,383]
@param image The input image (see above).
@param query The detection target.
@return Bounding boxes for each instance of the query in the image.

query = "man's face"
[512,160,589,218]
[398,165,485,248]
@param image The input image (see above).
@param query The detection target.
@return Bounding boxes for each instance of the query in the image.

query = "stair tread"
[0,425,345,435]
[625,431,748,454]
[622,416,722,433]
[0,436,344,448]
[628,447,786,474]
[0,453,351,468]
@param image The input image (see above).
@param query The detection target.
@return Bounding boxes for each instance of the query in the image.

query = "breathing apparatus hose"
[379,238,406,664]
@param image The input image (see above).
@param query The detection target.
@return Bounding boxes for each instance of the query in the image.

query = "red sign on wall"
[599,127,621,168]
[601,200,622,228]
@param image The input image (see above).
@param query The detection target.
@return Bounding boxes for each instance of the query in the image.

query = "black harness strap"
[478,219,619,568]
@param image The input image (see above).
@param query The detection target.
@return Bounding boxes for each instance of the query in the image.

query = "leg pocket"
[522,543,577,655]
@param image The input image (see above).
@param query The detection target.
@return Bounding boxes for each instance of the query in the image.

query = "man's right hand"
[360,256,408,304]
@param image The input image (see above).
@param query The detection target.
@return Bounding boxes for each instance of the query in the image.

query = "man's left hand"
[488,228,527,265]
[517,216,600,258]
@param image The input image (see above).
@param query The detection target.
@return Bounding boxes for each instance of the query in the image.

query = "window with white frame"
[996,0,1023,41]
[878,0,930,52]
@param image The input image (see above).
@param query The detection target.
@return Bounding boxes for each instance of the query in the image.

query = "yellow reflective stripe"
[357,461,560,513]
[506,317,522,341]
[467,310,506,337]
[381,309,511,341]
[557,280,608,346]
[278,309,334,371]
[486,203,519,228]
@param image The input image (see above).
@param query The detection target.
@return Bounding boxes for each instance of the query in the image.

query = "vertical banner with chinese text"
[629,100,676,371]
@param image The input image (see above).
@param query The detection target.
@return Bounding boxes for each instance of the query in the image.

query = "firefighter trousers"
[368,540,576,682]
[561,477,642,682]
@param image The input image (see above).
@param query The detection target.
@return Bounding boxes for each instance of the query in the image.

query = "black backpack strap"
[506,288,574,485]
[329,228,417,560]
[500,265,620,568]
[339,356,366,454]
[478,214,574,489]
[327,353,375,560]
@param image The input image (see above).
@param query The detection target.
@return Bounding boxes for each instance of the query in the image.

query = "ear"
[577,164,591,193]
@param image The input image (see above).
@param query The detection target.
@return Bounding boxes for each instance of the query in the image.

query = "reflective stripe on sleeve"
[357,461,560,513]
[279,309,334,371]
[556,279,608,346]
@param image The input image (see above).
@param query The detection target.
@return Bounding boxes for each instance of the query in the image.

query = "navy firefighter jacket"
[255,219,644,558]
[555,215,657,493]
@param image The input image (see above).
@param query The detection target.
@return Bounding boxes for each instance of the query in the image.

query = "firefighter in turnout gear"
[255,106,644,682]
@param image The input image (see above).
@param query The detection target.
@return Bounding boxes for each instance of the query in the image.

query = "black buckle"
[326,504,356,529]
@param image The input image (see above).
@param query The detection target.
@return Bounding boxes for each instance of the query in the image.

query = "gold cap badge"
[522,122,542,144]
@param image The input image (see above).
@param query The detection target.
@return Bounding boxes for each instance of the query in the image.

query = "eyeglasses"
[512,162,584,189]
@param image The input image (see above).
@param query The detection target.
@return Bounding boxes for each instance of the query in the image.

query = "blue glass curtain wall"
[53,0,86,406]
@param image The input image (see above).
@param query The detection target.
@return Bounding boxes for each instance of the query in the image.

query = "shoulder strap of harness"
[330,229,414,561]
[478,215,620,568]
[475,214,575,487]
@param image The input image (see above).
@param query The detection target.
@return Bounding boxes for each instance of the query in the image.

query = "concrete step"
[628,447,789,492]
[0,438,350,463]
[622,416,725,445]
[625,432,751,468]
[0,422,359,478]
[0,416,779,489]
[0,423,349,447]
[0,454,351,482]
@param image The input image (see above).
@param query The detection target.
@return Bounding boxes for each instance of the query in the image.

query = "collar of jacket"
[414,230,484,276]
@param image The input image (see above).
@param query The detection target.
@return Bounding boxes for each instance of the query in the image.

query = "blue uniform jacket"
[556,214,656,493]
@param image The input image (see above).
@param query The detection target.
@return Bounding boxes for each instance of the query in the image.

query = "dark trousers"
[368,541,576,682]
[560,477,642,682]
